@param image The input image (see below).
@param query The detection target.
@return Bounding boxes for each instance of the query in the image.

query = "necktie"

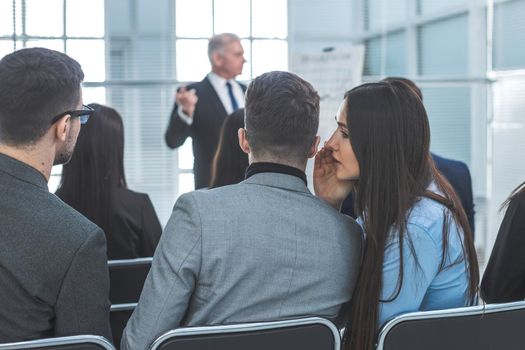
[226,81,239,112]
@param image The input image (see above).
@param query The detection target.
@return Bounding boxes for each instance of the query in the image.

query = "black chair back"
[110,304,136,350]
[0,335,114,350]
[149,317,340,350]
[108,257,152,304]
[376,301,525,350]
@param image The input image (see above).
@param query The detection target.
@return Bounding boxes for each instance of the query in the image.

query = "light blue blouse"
[358,192,472,327]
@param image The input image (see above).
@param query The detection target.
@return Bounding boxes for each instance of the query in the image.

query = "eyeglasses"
[50,105,95,125]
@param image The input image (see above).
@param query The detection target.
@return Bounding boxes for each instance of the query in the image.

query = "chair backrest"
[148,317,340,350]
[110,303,136,350]
[108,257,152,304]
[0,335,114,350]
[376,300,525,350]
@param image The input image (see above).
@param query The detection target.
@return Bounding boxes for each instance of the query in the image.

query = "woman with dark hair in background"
[209,108,249,188]
[314,81,479,350]
[56,103,162,260]
[481,181,525,302]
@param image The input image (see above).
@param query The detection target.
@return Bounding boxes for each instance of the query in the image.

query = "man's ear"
[307,135,321,159]
[54,115,70,142]
[238,128,250,154]
[212,51,223,68]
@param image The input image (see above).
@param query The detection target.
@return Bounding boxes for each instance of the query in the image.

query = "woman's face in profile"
[325,99,360,181]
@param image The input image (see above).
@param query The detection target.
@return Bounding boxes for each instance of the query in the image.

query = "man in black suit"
[0,48,112,342]
[341,77,475,234]
[165,33,247,189]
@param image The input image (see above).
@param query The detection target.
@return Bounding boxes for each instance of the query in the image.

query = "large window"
[0,0,106,190]
[1,0,288,225]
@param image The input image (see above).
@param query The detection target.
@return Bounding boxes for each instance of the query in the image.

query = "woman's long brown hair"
[342,81,479,350]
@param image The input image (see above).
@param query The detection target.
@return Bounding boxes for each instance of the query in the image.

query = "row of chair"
[2,301,525,349]
[2,257,525,349]
[108,258,153,347]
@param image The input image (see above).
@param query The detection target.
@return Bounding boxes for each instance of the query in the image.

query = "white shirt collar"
[207,71,235,87]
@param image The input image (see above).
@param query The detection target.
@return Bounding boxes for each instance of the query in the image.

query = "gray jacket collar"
[242,172,311,194]
[0,153,48,190]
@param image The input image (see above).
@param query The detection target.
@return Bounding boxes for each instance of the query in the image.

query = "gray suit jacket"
[0,153,112,342]
[122,172,363,350]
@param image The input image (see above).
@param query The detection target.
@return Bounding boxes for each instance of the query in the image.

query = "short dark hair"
[0,47,84,145]
[244,71,320,162]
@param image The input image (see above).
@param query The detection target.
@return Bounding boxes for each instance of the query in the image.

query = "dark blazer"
[481,191,525,303]
[165,76,246,189]
[107,188,162,260]
[0,153,112,342]
[341,153,475,233]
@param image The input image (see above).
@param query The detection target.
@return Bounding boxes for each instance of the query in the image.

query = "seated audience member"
[56,104,162,259]
[121,71,363,350]
[0,48,111,341]
[209,108,249,188]
[341,77,475,235]
[314,80,479,350]
[481,181,525,302]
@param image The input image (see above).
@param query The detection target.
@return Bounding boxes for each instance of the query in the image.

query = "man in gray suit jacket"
[122,71,363,350]
[0,48,112,342]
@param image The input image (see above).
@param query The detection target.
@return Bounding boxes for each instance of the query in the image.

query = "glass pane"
[364,36,381,75]
[0,0,14,35]
[48,174,62,193]
[385,30,406,75]
[0,40,14,59]
[493,0,525,70]
[214,0,250,37]
[252,0,287,38]
[178,138,194,169]
[238,38,251,81]
[251,40,288,78]
[82,87,106,105]
[25,0,63,37]
[67,39,105,82]
[418,15,468,76]
[14,0,22,35]
[367,0,407,31]
[49,165,62,193]
[176,39,209,81]
[423,87,471,166]
[418,0,466,15]
[25,39,64,52]
[176,0,212,38]
[363,31,406,76]
[66,0,104,37]
[179,173,195,194]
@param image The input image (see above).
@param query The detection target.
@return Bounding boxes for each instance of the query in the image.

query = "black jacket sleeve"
[481,193,525,303]
[54,228,112,342]
[165,103,192,149]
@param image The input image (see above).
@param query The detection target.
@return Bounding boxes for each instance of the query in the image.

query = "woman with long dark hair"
[209,108,249,188]
[481,181,525,302]
[56,103,162,259]
[314,81,479,350]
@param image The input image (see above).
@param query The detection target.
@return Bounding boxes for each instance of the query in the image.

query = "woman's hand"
[314,147,355,210]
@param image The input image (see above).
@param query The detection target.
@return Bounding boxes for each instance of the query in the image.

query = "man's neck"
[249,156,306,173]
[210,69,235,81]
[0,144,53,181]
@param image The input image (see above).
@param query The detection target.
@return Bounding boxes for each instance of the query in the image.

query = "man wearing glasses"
[0,48,112,342]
